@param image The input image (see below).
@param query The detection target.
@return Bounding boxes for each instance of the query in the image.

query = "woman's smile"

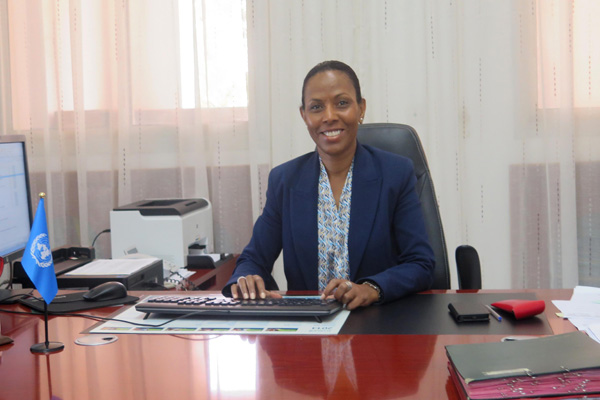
[321,129,343,138]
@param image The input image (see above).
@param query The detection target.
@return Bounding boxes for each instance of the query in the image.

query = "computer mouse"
[83,281,128,302]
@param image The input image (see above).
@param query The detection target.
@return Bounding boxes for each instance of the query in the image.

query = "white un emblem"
[30,233,53,268]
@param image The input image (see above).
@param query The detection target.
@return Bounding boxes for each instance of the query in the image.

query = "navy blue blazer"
[223,143,435,302]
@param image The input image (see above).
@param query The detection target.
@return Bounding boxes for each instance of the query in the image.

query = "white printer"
[110,198,214,268]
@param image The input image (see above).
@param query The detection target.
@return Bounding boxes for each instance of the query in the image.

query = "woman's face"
[300,70,366,160]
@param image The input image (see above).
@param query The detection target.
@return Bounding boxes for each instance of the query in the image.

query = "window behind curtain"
[537,0,600,108]
[179,0,248,109]
[7,0,248,131]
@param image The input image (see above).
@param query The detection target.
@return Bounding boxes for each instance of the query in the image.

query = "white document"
[552,286,600,344]
[588,323,600,344]
[65,258,160,276]
[552,285,600,318]
[552,300,600,318]
[570,285,600,303]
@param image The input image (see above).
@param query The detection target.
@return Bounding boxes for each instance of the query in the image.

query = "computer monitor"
[0,135,33,268]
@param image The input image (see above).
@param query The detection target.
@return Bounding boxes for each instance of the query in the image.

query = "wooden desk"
[0,289,576,400]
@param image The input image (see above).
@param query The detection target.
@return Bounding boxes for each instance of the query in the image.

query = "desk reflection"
[257,334,437,399]
[206,335,258,397]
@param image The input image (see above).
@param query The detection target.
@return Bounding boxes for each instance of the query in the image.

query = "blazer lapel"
[349,144,381,279]
[290,153,320,289]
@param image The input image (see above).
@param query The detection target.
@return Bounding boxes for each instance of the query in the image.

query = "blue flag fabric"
[21,198,58,304]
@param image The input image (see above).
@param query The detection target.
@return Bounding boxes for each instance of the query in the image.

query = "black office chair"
[455,245,482,290]
[357,123,481,290]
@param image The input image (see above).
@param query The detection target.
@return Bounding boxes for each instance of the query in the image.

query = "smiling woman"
[223,60,436,310]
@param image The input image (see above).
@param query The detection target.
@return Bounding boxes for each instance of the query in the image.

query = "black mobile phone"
[448,302,490,323]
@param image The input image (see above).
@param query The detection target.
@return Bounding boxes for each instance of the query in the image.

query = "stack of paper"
[446,331,600,399]
[64,258,160,276]
[552,285,600,343]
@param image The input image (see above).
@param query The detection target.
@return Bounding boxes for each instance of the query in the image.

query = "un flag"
[21,197,58,304]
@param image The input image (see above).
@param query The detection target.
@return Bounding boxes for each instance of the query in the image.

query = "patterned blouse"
[317,157,354,291]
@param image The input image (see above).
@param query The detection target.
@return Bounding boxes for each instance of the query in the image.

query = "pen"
[485,305,502,321]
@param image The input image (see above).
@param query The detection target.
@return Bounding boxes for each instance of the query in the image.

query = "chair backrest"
[357,123,450,289]
[455,245,482,290]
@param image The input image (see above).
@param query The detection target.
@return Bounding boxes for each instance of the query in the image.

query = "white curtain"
[1,0,599,290]
[0,0,256,270]
[247,0,600,289]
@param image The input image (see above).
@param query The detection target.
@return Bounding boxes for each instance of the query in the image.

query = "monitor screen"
[0,135,33,265]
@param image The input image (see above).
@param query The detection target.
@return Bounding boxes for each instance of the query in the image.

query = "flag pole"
[30,301,64,353]
[31,301,63,353]
[44,302,49,348]
[30,193,64,354]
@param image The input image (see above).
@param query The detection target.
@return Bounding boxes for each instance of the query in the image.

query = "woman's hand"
[230,275,283,300]
[320,279,379,310]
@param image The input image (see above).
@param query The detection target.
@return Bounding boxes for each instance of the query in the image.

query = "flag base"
[31,341,64,354]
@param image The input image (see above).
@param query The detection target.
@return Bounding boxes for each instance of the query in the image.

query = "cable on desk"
[0,292,33,304]
[0,305,221,328]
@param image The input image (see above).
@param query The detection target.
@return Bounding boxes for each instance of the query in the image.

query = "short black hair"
[301,60,362,109]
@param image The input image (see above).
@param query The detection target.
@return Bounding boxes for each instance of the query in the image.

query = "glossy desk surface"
[0,289,576,400]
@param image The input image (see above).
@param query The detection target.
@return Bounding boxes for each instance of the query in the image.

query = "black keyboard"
[135,295,343,321]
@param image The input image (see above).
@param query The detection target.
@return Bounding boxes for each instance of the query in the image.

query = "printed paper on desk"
[571,285,600,302]
[87,303,350,336]
[552,300,600,318]
[65,258,160,276]
[552,286,600,344]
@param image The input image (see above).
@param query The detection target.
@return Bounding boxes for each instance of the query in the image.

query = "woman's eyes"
[308,100,351,111]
